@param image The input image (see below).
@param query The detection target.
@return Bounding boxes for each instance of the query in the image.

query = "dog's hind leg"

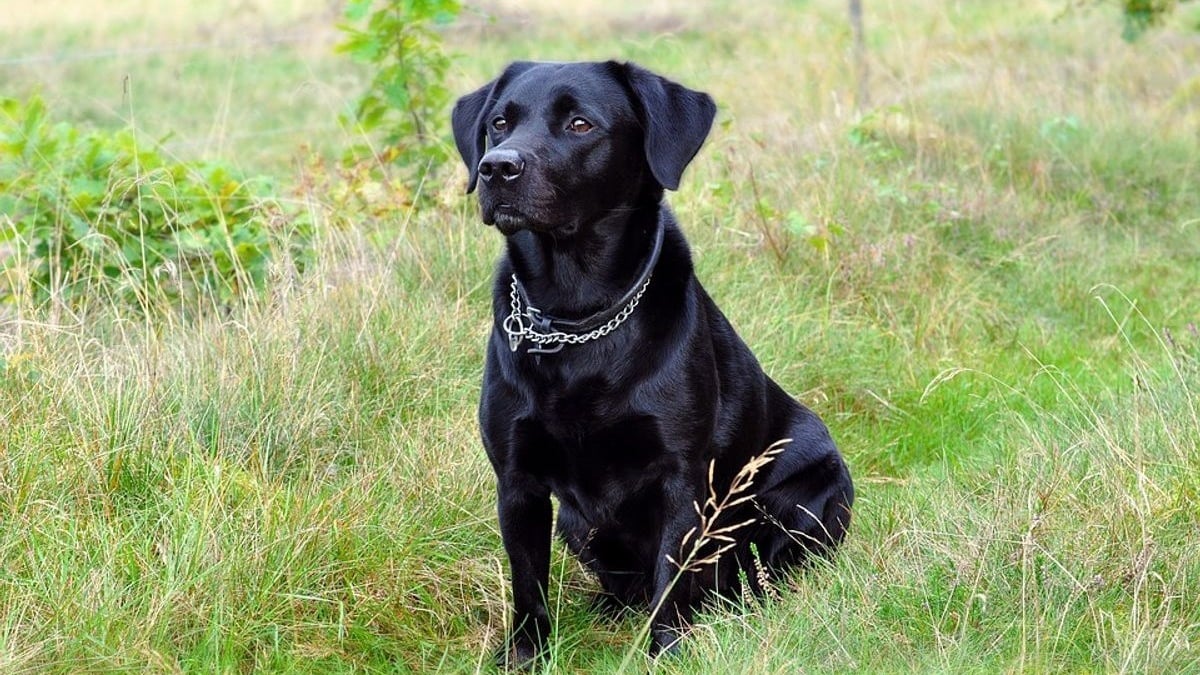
[754,448,854,572]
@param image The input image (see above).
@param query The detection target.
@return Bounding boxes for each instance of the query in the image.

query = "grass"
[2,0,1199,671]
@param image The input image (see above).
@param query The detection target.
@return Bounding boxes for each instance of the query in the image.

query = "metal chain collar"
[502,273,652,354]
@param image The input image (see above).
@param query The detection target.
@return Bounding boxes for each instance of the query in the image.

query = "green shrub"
[1119,0,1183,39]
[336,0,461,191]
[1070,0,1198,40]
[0,96,312,312]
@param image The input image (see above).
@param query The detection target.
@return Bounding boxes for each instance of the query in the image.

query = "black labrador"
[452,60,853,667]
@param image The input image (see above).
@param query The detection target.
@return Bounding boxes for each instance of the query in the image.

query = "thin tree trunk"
[849,0,870,111]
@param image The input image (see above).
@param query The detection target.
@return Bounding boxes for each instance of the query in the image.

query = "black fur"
[452,60,854,667]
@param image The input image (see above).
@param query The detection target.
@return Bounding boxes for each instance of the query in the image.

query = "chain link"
[503,274,651,352]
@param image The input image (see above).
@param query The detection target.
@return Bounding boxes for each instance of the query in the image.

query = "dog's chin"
[492,210,532,236]
[484,204,566,236]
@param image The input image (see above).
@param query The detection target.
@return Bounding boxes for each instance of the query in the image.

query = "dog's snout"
[478,149,525,183]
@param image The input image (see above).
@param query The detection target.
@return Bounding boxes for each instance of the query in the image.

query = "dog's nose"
[478,149,524,183]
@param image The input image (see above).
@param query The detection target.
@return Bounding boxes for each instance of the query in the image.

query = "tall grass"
[2,0,1198,671]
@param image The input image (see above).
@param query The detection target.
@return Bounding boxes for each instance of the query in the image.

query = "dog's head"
[451,61,716,236]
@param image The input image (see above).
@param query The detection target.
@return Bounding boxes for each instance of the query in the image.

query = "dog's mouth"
[490,204,528,235]
[483,201,559,236]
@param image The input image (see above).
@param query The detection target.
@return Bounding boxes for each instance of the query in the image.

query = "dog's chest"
[532,369,612,421]
[516,406,671,524]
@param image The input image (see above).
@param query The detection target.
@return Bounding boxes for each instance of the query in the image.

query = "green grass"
[2,0,1199,671]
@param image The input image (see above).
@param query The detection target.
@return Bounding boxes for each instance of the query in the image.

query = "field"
[2,0,1199,672]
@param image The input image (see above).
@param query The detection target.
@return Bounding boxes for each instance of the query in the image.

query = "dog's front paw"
[496,635,542,672]
[648,626,685,659]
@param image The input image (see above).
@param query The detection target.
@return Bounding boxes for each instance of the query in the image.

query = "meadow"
[1,0,1199,671]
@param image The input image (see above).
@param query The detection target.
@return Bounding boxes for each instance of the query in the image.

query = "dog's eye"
[491,116,508,132]
[568,117,594,134]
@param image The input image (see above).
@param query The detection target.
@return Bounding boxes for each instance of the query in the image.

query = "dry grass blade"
[672,438,790,575]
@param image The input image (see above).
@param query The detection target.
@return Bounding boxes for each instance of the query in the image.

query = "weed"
[336,0,461,183]
[0,96,313,316]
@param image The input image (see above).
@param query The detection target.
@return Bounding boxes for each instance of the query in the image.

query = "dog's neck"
[505,202,662,319]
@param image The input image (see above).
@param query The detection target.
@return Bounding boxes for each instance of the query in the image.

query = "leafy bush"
[1118,0,1187,39]
[1070,0,1197,40]
[0,96,312,311]
[336,0,461,189]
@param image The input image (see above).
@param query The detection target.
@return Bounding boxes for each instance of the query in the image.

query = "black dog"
[452,61,853,666]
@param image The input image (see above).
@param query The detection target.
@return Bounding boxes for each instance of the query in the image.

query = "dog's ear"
[618,62,717,191]
[451,61,537,194]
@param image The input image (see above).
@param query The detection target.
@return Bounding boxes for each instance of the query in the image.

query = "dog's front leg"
[647,474,704,657]
[497,478,552,670]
